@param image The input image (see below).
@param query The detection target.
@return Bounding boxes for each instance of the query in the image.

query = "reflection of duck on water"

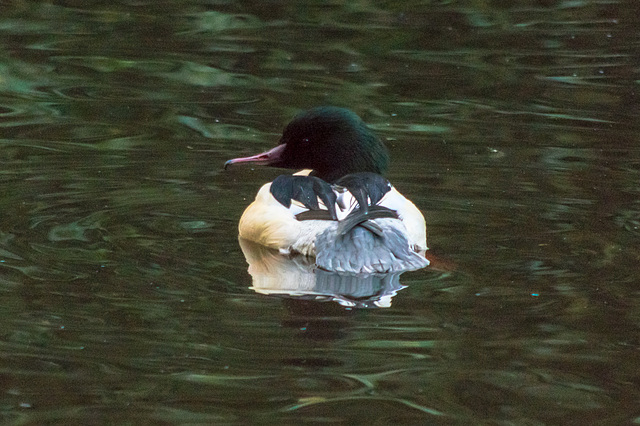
[239,238,406,308]
[225,107,430,276]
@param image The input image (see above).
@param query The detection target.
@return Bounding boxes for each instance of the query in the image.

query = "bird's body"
[225,107,428,274]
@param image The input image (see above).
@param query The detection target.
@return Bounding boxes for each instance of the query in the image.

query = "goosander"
[224,106,428,274]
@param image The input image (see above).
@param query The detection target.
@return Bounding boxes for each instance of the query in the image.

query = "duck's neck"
[311,164,384,183]
[311,148,389,183]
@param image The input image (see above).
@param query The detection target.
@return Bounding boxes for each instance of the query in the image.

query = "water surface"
[1,1,639,424]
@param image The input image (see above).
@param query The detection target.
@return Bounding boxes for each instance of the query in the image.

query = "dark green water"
[1,1,639,424]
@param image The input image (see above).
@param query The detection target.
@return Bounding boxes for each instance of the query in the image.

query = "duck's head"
[224,107,389,183]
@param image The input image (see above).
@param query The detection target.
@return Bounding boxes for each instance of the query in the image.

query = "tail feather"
[316,218,429,274]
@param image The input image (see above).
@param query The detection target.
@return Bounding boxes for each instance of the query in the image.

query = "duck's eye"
[301,137,310,144]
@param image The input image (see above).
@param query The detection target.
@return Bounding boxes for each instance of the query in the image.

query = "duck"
[224,106,428,274]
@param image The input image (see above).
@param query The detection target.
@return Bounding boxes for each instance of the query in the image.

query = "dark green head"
[225,107,389,183]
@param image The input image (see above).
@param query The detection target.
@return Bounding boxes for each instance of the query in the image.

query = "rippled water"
[1,1,639,424]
